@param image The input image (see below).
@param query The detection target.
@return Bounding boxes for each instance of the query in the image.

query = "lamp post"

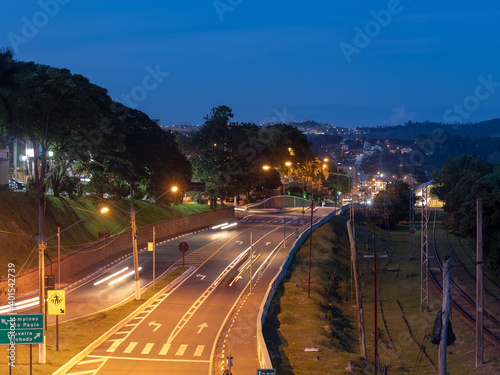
[172,186,178,237]
[92,186,180,301]
[0,206,108,363]
[263,163,290,248]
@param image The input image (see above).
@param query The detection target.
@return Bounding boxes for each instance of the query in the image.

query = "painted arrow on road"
[197,323,208,334]
[196,274,206,281]
[236,241,243,244]
[149,321,162,332]
[266,242,271,246]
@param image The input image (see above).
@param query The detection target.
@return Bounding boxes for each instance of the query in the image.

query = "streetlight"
[263,164,288,248]
[92,185,180,301]
[0,206,108,363]
[171,186,178,237]
[285,161,292,177]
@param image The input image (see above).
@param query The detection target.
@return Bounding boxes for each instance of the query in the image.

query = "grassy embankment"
[263,212,499,374]
[0,191,213,277]
[0,266,188,375]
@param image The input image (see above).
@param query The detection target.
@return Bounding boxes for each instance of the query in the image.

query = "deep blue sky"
[2,1,500,127]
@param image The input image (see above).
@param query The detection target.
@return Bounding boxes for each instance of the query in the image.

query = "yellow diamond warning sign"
[47,290,66,315]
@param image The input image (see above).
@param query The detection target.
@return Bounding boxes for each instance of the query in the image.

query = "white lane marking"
[123,342,138,354]
[149,321,162,331]
[106,339,122,353]
[77,358,105,366]
[159,343,171,355]
[175,344,188,356]
[197,323,208,334]
[193,345,205,357]
[141,343,154,355]
[86,354,210,363]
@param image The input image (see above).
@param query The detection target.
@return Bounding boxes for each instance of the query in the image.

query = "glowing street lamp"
[172,186,178,237]
[263,164,289,248]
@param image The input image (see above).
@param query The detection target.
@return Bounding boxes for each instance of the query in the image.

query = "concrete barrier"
[256,208,342,369]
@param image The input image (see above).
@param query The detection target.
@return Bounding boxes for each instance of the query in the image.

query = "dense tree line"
[0,50,191,202]
[183,105,316,208]
[432,155,500,280]
[1,51,320,210]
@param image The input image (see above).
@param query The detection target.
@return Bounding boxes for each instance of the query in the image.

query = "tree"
[189,106,235,208]
[96,107,191,203]
[4,61,116,195]
[369,181,412,229]
[433,156,500,280]
[0,49,23,129]
[432,155,494,217]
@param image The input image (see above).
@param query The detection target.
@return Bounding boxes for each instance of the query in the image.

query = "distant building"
[0,149,9,190]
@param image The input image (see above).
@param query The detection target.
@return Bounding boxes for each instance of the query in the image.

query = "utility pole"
[374,238,379,375]
[420,185,429,313]
[439,256,451,375]
[38,192,46,363]
[383,188,390,237]
[308,199,313,298]
[250,232,253,294]
[476,199,483,367]
[346,219,367,359]
[130,188,140,300]
[153,226,156,290]
[409,178,415,257]
[283,182,286,249]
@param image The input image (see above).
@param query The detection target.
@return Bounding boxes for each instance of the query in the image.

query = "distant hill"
[356,119,500,140]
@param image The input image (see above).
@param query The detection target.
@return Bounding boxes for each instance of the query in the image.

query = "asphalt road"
[60,207,336,374]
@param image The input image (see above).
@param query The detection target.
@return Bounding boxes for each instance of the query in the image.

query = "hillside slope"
[0,192,211,276]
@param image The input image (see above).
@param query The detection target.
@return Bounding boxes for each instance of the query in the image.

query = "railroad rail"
[427,211,500,343]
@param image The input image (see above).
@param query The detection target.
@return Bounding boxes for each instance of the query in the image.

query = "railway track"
[427,211,500,343]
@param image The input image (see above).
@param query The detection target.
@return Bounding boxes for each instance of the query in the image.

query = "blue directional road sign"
[0,314,44,345]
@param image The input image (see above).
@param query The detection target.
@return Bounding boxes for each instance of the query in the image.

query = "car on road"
[9,177,26,189]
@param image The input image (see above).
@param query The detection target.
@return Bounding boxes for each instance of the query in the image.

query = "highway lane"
[1,221,238,322]
[63,207,336,374]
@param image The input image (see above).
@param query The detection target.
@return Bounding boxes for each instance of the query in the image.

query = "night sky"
[2,1,500,127]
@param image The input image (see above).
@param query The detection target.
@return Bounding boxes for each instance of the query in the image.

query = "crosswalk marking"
[141,343,154,355]
[106,340,122,353]
[123,342,138,354]
[159,343,171,355]
[77,358,104,365]
[193,345,204,357]
[175,344,188,356]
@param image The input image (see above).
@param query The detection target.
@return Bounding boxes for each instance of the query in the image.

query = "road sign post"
[47,290,65,351]
[0,314,44,345]
[47,290,66,315]
[179,241,189,267]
